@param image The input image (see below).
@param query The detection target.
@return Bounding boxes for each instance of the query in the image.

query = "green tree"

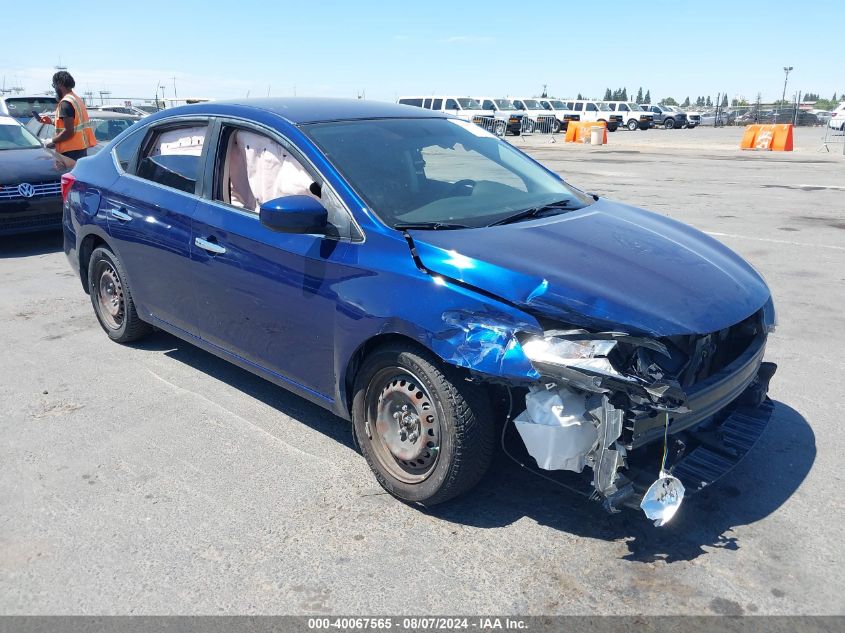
[621,87,627,101]
[636,87,643,103]
[660,97,678,106]
[682,96,690,107]
[577,93,583,100]
[644,90,651,104]
[604,88,612,101]
[722,93,728,107]
[705,96,712,107]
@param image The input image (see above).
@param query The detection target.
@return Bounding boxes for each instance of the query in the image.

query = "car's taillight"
[61,173,76,202]
[832,112,838,117]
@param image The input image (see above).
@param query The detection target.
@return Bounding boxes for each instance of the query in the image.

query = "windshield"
[626,103,642,111]
[3,97,58,119]
[0,123,43,150]
[597,103,611,111]
[494,99,517,111]
[303,118,592,229]
[522,99,545,110]
[457,98,482,109]
[550,100,567,110]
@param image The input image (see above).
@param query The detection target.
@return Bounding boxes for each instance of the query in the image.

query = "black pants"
[61,149,88,161]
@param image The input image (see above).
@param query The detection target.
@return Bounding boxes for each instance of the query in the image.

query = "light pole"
[779,66,793,123]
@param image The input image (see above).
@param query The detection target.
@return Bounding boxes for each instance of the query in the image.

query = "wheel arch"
[78,232,110,294]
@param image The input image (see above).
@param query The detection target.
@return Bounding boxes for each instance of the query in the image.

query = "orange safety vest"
[54,91,97,154]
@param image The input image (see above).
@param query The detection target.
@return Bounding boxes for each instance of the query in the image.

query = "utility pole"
[778,66,793,123]
[172,76,178,105]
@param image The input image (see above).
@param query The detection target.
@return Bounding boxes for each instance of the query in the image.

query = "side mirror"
[259,195,328,234]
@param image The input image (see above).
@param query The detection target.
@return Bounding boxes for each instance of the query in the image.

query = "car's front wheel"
[88,246,152,343]
[627,119,639,131]
[664,118,675,129]
[352,343,495,506]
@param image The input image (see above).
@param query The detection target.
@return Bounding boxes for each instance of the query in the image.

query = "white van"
[537,98,581,131]
[603,101,655,131]
[397,96,506,135]
[566,100,623,132]
[511,98,560,133]
[476,97,525,135]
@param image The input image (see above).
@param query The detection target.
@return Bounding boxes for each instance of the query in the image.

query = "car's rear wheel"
[627,119,639,131]
[352,343,495,506]
[664,118,675,129]
[88,246,152,343]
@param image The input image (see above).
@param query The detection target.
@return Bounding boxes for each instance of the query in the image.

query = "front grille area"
[0,181,61,200]
[0,212,62,231]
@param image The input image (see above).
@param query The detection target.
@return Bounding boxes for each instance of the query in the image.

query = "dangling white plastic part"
[640,470,685,526]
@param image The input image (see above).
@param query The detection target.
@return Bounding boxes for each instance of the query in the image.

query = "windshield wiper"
[487,200,578,227]
[394,221,471,231]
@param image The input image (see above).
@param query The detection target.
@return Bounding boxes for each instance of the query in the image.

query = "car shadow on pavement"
[426,400,814,563]
[125,329,815,564]
[0,231,63,258]
[130,330,357,451]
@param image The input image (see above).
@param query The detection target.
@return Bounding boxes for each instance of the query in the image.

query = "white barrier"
[471,115,507,138]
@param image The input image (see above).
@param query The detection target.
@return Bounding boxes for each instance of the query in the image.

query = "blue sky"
[1,0,839,105]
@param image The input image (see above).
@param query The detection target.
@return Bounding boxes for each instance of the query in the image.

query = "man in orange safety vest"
[43,71,97,162]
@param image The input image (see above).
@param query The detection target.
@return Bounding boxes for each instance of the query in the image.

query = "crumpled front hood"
[408,199,771,336]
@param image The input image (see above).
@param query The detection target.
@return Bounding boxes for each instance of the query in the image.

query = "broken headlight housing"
[520,333,621,378]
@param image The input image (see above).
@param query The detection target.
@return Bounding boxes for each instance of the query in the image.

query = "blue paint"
[64,98,774,421]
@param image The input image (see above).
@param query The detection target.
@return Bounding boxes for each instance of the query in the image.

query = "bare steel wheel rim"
[95,260,125,330]
[365,367,442,484]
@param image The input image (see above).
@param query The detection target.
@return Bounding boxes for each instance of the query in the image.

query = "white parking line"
[705,231,845,251]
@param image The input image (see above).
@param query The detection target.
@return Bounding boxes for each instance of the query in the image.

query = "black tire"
[626,118,639,131]
[552,119,561,134]
[351,343,495,506]
[607,123,618,132]
[87,246,152,343]
[664,118,675,129]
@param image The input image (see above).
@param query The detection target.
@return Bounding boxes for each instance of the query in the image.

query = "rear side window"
[432,98,443,110]
[423,98,432,109]
[136,124,208,194]
[574,103,583,111]
[113,127,146,172]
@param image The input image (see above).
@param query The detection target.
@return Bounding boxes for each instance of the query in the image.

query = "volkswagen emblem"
[17,183,35,198]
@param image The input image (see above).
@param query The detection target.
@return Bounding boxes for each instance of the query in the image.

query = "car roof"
[0,115,21,125]
[209,98,451,123]
[86,110,142,120]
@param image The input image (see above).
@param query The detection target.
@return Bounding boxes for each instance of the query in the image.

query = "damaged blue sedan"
[63,98,777,525]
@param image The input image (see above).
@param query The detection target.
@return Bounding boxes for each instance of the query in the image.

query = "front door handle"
[194,237,226,255]
[110,208,131,222]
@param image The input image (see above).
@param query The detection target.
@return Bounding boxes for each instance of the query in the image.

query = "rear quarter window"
[113,127,147,172]
[135,124,208,194]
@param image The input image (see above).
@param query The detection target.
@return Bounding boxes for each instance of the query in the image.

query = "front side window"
[136,123,208,194]
[214,126,354,239]
[423,98,432,109]
[432,98,443,110]
[482,100,494,110]
[573,102,583,111]
[303,118,592,229]
[444,99,459,110]
[0,123,43,150]
[586,103,597,112]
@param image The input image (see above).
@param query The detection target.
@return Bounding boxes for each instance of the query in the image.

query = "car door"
[104,118,210,334]
[189,119,359,399]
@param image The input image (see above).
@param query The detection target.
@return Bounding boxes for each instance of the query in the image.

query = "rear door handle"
[110,208,131,222]
[194,237,226,255]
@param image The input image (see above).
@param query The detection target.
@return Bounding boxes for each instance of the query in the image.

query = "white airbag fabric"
[227,130,313,212]
[514,386,597,472]
[153,126,206,156]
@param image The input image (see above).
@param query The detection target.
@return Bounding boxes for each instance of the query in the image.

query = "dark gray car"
[640,104,688,129]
